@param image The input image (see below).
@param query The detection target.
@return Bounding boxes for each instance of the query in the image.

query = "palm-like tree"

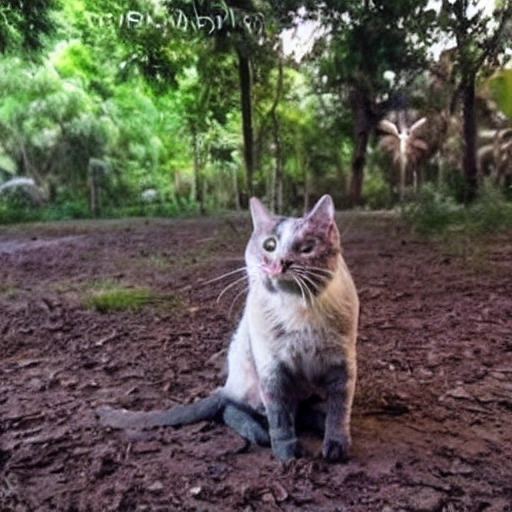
[378,116,428,200]
[477,128,512,186]
[0,177,47,205]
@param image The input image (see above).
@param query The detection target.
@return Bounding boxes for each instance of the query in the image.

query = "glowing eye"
[263,237,277,252]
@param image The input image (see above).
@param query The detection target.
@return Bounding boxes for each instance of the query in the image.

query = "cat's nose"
[281,260,292,272]
[262,259,279,276]
[262,259,290,277]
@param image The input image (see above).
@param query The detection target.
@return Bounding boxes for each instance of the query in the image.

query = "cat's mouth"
[261,258,292,278]
[261,259,329,299]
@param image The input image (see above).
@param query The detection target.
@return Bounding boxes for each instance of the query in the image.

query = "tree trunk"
[271,109,284,214]
[191,123,205,215]
[462,73,478,203]
[349,91,373,206]
[233,167,241,210]
[238,49,254,198]
[270,60,284,215]
[88,159,102,217]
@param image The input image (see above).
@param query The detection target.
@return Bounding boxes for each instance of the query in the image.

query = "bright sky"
[280,1,499,63]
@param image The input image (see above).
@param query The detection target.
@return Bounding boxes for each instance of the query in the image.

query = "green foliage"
[402,184,463,235]
[402,182,512,236]
[363,167,392,210]
[464,182,512,234]
[490,68,512,120]
[0,0,58,53]
[2,0,512,225]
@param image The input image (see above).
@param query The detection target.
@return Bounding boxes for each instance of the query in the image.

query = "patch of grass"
[82,280,184,313]
[83,285,154,313]
[0,197,200,225]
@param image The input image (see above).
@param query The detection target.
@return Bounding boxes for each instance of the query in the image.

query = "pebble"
[147,480,164,493]
[406,487,443,511]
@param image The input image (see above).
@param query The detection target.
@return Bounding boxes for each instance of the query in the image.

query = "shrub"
[402,181,512,236]
[401,184,462,235]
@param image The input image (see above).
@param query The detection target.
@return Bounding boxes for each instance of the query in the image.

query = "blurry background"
[0,0,511,226]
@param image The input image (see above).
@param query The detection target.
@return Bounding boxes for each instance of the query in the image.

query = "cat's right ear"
[249,197,274,231]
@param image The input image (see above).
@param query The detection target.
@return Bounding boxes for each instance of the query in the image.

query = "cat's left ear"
[249,197,274,231]
[306,194,339,243]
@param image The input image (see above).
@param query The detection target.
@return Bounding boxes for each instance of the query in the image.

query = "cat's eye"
[263,236,277,252]
[299,240,315,254]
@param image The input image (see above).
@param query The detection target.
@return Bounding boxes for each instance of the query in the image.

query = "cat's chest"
[249,294,341,376]
[276,326,325,367]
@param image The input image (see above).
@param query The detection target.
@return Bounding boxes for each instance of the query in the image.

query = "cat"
[97,194,359,462]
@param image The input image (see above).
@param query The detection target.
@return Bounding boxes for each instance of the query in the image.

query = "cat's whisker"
[296,265,334,285]
[295,272,321,295]
[228,285,249,317]
[290,273,308,305]
[203,267,248,286]
[217,275,249,303]
[302,275,318,304]
[293,268,327,291]
[302,266,334,278]
[292,272,316,305]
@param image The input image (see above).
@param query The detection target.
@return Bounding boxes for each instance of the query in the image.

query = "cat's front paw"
[272,437,304,461]
[322,435,350,463]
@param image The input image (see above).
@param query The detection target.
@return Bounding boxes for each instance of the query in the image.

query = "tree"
[378,117,428,199]
[273,0,437,206]
[439,0,512,202]
[0,0,58,53]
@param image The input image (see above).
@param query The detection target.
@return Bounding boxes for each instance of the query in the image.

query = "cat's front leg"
[261,363,303,461]
[322,363,355,463]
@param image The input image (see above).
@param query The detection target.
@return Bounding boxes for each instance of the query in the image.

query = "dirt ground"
[1,212,511,512]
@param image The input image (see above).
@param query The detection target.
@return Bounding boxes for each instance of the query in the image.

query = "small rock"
[415,367,433,380]
[261,492,275,504]
[60,377,78,389]
[406,487,444,511]
[449,458,474,475]
[132,441,161,454]
[442,386,472,400]
[190,486,202,497]
[147,481,164,493]
[271,482,289,503]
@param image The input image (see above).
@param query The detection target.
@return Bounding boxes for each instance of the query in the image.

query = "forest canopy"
[0,0,511,222]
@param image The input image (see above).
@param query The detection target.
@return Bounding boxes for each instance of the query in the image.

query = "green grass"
[82,280,184,313]
[83,285,154,313]
[0,197,200,225]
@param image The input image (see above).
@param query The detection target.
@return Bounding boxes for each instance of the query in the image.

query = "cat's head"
[245,195,341,297]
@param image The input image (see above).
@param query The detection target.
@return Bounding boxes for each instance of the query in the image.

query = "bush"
[463,182,512,234]
[401,184,462,235]
[363,171,393,210]
[402,182,512,236]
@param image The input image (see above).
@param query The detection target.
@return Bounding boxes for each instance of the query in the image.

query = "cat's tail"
[96,391,226,431]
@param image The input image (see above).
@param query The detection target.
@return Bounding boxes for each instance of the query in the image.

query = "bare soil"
[1,213,511,512]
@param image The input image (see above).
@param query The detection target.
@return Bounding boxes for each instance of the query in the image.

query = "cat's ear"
[249,197,274,231]
[306,195,339,243]
[307,195,335,224]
